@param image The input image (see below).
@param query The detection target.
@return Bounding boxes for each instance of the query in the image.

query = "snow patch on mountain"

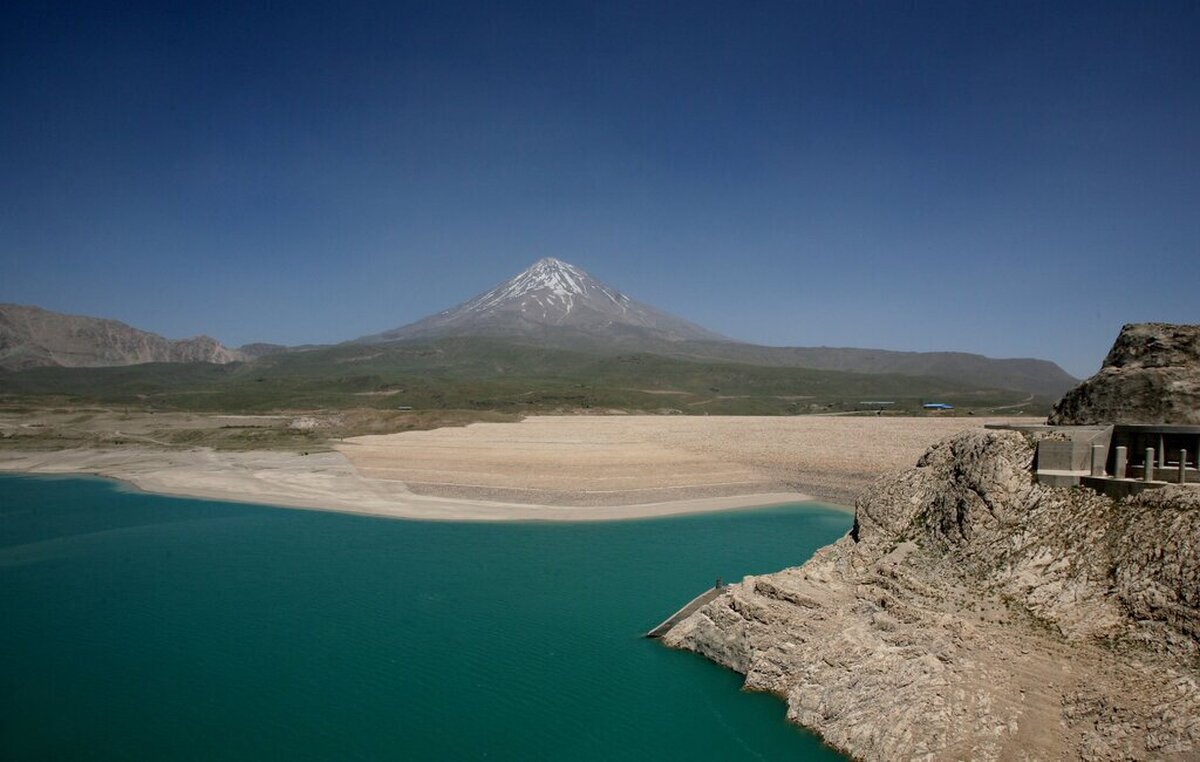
[460,258,630,322]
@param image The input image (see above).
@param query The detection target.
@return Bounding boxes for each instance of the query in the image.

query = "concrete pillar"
[1159,435,1166,468]
[1114,446,1128,479]
[1091,444,1106,477]
[1181,450,1189,484]
[1145,448,1155,482]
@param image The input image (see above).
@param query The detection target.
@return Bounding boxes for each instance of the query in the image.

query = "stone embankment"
[662,429,1200,759]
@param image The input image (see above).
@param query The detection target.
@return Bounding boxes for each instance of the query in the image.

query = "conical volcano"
[361,258,727,345]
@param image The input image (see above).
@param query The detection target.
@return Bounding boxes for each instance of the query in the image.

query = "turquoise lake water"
[0,474,851,760]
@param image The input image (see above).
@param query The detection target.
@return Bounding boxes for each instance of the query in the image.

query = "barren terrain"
[1,410,1039,520]
[340,414,1038,506]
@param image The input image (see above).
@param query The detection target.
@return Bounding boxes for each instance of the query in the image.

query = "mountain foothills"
[0,259,1077,412]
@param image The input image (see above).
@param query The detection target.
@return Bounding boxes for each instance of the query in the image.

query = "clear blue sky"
[2,1,1197,377]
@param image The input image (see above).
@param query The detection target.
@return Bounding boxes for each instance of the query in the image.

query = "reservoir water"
[0,474,851,760]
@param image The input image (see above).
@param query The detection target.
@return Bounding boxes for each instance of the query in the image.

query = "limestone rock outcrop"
[1049,323,1200,425]
[663,429,1200,759]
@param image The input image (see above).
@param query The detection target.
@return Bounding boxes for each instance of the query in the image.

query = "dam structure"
[986,422,1200,498]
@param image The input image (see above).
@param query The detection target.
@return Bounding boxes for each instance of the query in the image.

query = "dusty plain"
[0,410,1040,521]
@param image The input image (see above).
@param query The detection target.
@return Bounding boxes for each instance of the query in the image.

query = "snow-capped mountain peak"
[363,257,727,345]
[461,257,629,320]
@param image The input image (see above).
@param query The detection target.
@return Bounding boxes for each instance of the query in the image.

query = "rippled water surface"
[0,474,851,760]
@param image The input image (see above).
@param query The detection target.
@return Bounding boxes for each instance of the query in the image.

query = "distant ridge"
[0,304,243,371]
[656,341,1079,399]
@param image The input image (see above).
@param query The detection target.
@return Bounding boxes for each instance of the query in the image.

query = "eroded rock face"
[1049,323,1200,425]
[663,430,1200,760]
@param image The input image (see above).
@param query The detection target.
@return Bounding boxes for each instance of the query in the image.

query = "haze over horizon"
[3,1,1197,378]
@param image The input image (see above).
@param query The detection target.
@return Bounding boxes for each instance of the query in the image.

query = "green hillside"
[0,337,1051,416]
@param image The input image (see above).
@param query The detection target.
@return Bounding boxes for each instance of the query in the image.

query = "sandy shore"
[0,446,815,522]
[0,415,1038,521]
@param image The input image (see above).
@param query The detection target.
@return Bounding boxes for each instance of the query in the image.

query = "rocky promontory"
[663,323,1200,758]
[1050,322,1200,425]
[663,431,1200,759]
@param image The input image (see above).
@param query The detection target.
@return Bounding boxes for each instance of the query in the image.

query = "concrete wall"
[1033,426,1112,483]
[1037,441,1090,472]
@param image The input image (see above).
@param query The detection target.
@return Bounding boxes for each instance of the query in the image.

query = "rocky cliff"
[1049,323,1200,425]
[0,304,244,370]
[663,429,1200,759]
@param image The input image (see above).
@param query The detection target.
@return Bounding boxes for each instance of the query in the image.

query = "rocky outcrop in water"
[1049,323,1200,425]
[662,429,1200,759]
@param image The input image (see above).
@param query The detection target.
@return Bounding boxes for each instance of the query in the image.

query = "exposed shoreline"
[0,415,1038,522]
[0,447,836,522]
